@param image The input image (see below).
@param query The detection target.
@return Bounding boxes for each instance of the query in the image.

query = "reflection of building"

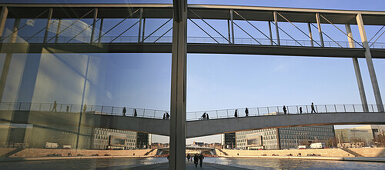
[335,125,385,146]
[221,132,236,149]
[92,128,151,150]
[236,125,335,150]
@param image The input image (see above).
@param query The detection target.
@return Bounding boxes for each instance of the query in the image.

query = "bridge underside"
[89,112,385,138]
[2,43,385,58]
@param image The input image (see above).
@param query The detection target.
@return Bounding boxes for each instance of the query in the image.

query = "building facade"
[236,125,335,150]
[335,125,385,147]
[222,132,236,149]
[91,128,151,150]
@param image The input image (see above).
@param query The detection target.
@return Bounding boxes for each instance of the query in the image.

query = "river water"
[2,157,385,170]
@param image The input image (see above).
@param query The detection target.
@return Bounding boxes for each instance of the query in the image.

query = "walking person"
[299,107,303,114]
[199,153,204,167]
[201,113,206,120]
[311,102,316,113]
[193,154,199,168]
[245,107,249,117]
[163,112,166,119]
[166,112,170,119]
[187,154,191,162]
[206,113,209,120]
[283,105,287,114]
[234,109,238,118]
[134,109,137,117]
[123,107,127,116]
[66,105,69,112]
[51,101,57,112]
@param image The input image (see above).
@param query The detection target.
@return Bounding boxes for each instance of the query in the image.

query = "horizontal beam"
[1,4,385,25]
[3,43,385,58]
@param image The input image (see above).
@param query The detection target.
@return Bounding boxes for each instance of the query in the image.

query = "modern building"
[236,125,335,150]
[335,125,385,146]
[91,128,151,150]
[221,132,236,149]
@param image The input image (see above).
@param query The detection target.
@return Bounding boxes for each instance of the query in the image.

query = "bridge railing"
[186,104,385,121]
[5,35,385,49]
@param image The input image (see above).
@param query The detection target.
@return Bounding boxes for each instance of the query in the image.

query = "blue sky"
[1,0,385,144]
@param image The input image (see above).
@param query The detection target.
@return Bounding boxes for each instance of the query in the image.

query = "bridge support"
[273,11,280,45]
[308,23,314,47]
[345,24,369,112]
[356,13,384,112]
[316,13,324,47]
[170,0,187,169]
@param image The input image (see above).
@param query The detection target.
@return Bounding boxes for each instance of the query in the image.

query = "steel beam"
[346,24,369,112]
[142,18,146,42]
[230,9,234,44]
[90,8,98,44]
[138,8,143,43]
[43,8,53,43]
[170,0,187,169]
[98,18,103,44]
[316,13,324,47]
[227,19,231,44]
[55,19,61,43]
[308,23,314,47]
[273,11,280,45]
[0,6,8,40]
[268,21,273,45]
[356,13,384,112]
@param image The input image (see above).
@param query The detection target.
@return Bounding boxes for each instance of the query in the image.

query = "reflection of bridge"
[2,102,385,138]
[157,146,216,155]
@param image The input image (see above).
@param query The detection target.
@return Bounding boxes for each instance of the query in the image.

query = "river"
[1,157,385,170]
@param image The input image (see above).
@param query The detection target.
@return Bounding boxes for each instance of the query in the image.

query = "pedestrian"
[66,105,69,112]
[193,154,199,168]
[283,105,287,114]
[198,153,204,167]
[245,107,249,117]
[134,109,137,117]
[299,107,303,114]
[206,113,209,120]
[83,104,87,113]
[187,154,191,162]
[163,112,166,119]
[166,112,170,119]
[202,113,206,120]
[234,109,238,118]
[123,107,127,116]
[52,101,57,112]
[311,102,316,113]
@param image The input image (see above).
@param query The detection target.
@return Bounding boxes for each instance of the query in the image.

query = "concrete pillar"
[170,0,187,169]
[356,13,384,112]
[90,8,98,44]
[273,11,280,45]
[43,8,53,43]
[316,13,324,47]
[0,6,8,40]
[345,24,369,112]
[308,23,314,47]
[268,21,273,45]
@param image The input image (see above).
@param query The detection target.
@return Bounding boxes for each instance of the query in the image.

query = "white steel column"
[308,23,314,47]
[55,19,61,43]
[273,11,280,45]
[316,13,324,47]
[268,21,273,45]
[345,24,369,112]
[356,13,384,112]
[170,0,187,169]
[142,18,146,42]
[227,19,231,44]
[138,8,143,43]
[90,8,98,44]
[230,9,234,44]
[0,6,8,40]
[43,8,53,43]
[98,18,103,44]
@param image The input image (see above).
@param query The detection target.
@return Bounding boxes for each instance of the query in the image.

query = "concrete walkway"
[127,162,251,170]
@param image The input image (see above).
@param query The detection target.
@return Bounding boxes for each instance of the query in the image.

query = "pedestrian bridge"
[1,102,384,138]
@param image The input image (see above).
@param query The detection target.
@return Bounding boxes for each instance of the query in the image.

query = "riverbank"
[221,155,385,162]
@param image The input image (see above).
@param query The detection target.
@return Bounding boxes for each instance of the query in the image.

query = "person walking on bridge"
[283,105,287,114]
[134,109,137,117]
[299,107,303,114]
[51,101,57,112]
[187,154,191,162]
[234,109,238,118]
[199,153,204,167]
[123,107,127,116]
[193,154,199,168]
[245,107,249,117]
[311,102,316,113]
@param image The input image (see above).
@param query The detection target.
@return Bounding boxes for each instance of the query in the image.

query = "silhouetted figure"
[163,112,166,119]
[283,105,287,114]
[166,112,170,119]
[83,104,87,113]
[206,113,209,120]
[66,105,69,112]
[299,107,303,114]
[193,154,199,167]
[52,101,57,112]
[187,154,191,162]
[245,107,249,117]
[202,113,206,120]
[123,107,127,116]
[311,102,316,113]
[234,109,238,118]
[199,154,204,167]
[134,109,137,117]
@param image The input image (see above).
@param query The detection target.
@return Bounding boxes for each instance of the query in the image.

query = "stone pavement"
[127,162,251,170]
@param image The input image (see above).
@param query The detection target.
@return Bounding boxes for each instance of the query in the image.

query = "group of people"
[186,153,204,168]
[201,112,209,120]
[122,107,138,117]
[163,112,170,119]
[234,107,249,117]
[282,102,317,114]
